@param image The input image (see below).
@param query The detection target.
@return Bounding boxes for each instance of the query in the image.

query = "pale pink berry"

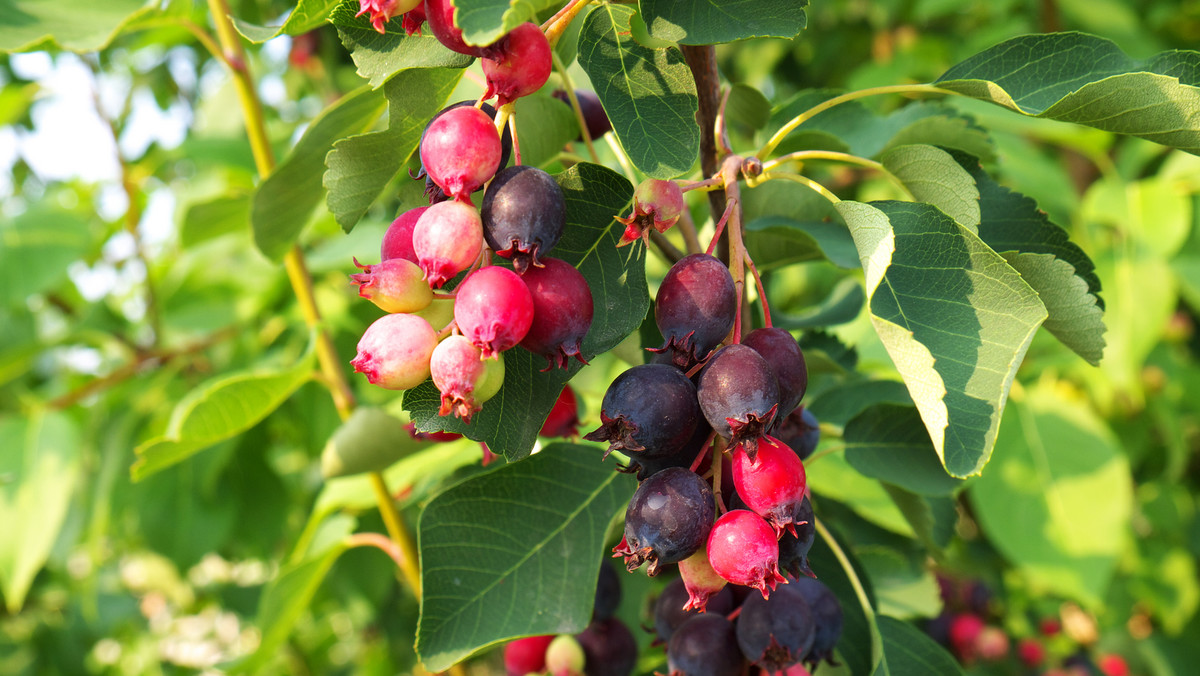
[412,200,483,288]
[349,257,433,313]
[615,179,685,247]
[430,335,505,422]
[677,548,727,612]
[351,313,437,390]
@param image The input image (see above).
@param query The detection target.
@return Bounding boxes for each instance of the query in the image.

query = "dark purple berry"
[554,89,612,141]
[789,576,843,668]
[482,166,566,273]
[653,577,737,644]
[777,495,816,579]
[776,406,820,461]
[584,364,702,458]
[736,584,816,671]
[697,344,780,457]
[667,614,747,676]
[593,560,621,622]
[743,327,808,420]
[613,467,715,576]
[649,254,736,369]
[577,617,637,676]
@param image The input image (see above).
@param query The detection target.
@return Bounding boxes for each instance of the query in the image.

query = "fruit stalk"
[815,517,883,668]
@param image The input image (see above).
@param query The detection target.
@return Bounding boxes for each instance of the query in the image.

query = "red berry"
[540,385,581,439]
[1040,617,1062,636]
[424,0,500,57]
[430,335,503,422]
[454,266,535,359]
[1099,654,1130,676]
[615,179,685,247]
[482,22,552,107]
[404,422,461,443]
[519,258,593,370]
[504,634,555,676]
[351,313,437,390]
[1017,638,1045,667]
[706,509,787,598]
[419,105,502,201]
[732,435,808,537]
[412,200,483,288]
[382,206,427,264]
[349,257,433,313]
[948,613,985,657]
[400,3,426,36]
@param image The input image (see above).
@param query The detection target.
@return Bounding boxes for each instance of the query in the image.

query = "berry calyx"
[650,253,737,369]
[706,509,787,597]
[481,22,552,107]
[697,344,781,458]
[731,435,808,537]
[519,258,593,370]
[412,200,484,288]
[453,266,535,359]
[482,166,566,273]
[615,179,686,247]
[419,104,502,201]
[355,0,420,34]
[381,206,427,264]
[677,547,727,612]
[351,313,437,390]
[430,335,502,422]
[349,257,433,314]
[613,467,715,576]
[400,3,426,35]
[540,385,581,439]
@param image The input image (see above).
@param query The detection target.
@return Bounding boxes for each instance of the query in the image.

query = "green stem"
[763,150,914,200]
[815,517,883,669]
[552,50,601,164]
[751,171,842,204]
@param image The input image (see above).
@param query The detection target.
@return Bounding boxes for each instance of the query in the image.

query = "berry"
[381,206,427,263]
[351,313,437,390]
[788,576,843,668]
[616,179,686,247]
[519,258,592,369]
[777,495,816,579]
[504,634,555,676]
[1099,654,1129,676]
[584,364,702,458]
[743,327,808,420]
[355,0,420,34]
[592,560,621,622]
[412,200,483,288]
[482,166,566,273]
[401,3,426,35]
[731,435,808,536]
[404,422,461,443]
[775,406,820,461]
[454,266,535,359]
[553,89,612,140]
[677,547,727,612]
[650,254,736,368]
[1017,638,1045,667]
[653,577,736,644]
[419,104,502,201]
[420,102,514,204]
[482,22,552,107]
[667,614,746,676]
[414,296,455,331]
[540,384,582,439]
[576,617,637,676]
[948,613,985,659]
[349,257,433,314]
[975,626,1009,661]
[736,584,816,672]
[697,344,781,457]
[706,509,786,597]
[613,467,715,576]
[424,0,501,57]
[430,335,502,422]
[545,634,586,676]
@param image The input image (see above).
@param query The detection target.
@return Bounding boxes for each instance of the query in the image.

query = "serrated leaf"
[726,83,772,131]
[0,209,91,306]
[640,0,808,44]
[231,0,339,43]
[0,0,155,53]
[452,0,560,48]
[513,94,581,168]
[774,277,865,329]
[969,383,1132,606]
[406,163,641,461]
[0,411,81,612]
[836,200,1047,478]
[877,616,965,675]
[844,404,964,496]
[131,347,316,481]
[578,5,699,179]
[181,194,251,248]
[415,443,636,670]
[881,145,980,232]
[935,33,1200,154]
[881,114,996,163]
[324,68,463,231]
[332,0,472,89]
[253,85,386,259]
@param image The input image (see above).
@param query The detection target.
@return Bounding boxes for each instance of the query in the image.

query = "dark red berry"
[482,166,566,273]
[424,0,500,57]
[697,344,781,457]
[616,179,686,247]
[731,435,808,537]
[453,266,534,359]
[400,3,426,35]
[743,327,808,420]
[519,258,592,369]
[540,384,581,439]
[419,105,502,201]
[553,89,611,141]
[504,634,555,676]
[404,422,461,443]
[736,584,816,671]
[649,253,736,368]
[613,467,715,576]
[584,364,702,458]
[351,314,437,390]
[412,200,483,288]
[381,206,427,264]
[576,617,637,676]
[482,22,552,107]
[706,509,786,597]
[1017,638,1045,667]
[788,576,843,668]
[667,614,747,676]
[653,577,736,644]
[775,406,820,461]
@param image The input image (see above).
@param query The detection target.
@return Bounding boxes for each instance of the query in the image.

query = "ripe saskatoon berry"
[592,560,621,622]
[381,206,427,264]
[540,384,582,439]
[653,577,736,644]
[350,257,433,314]
[453,266,534,359]
[651,254,736,368]
[351,313,437,390]
[777,495,816,579]
[677,547,727,612]
[788,576,843,668]
[482,166,566,273]
[424,0,500,57]
[420,101,513,203]
[667,614,746,676]
[430,335,502,422]
[743,327,808,420]
[553,89,612,141]
[1099,654,1130,676]
[576,617,637,676]
[412,200,483,288]
[504,634,555,676]
[614,467,715,576]
[545,634,586,676]
[584,364,702,457]
[616,179,686,247]
[775,406,820,461]
[355,0,420,34]
[736,584,816,671]
[706,509,787,597]
[731,435,808,536]
[519,258,592,369]
[419,104,501,201]
[697,344,781,457]
[482,22,552,107]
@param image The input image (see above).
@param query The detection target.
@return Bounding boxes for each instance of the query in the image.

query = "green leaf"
[415,443,636,670]
[0,0,155,53]
[131,347,316,481]
[773,277,865,329]
[808,379,912,428]
[0,309,37,388]
[883,485,958,554]
[877,616,965,675]
[253,85,387,259]
[835,200,1048,478]
[332,1,472,89]
[513,94,581,168]
[881,145,980,232]
[406,163,641,461]
[0,411,81,612]
[860,550,942,620]
[844,404,964,496]
[640,0,808,44]
[744,216,860,270]
[935,33,1200,154]
[800,329,858,374]
[969,382,1132,606]
[231,0,339,43]
[452,0,560,49]
[808,454,914,537]
[324,68,463,231]
[181,193,251,248]
[0,208,91,306]
[578,5,700,179]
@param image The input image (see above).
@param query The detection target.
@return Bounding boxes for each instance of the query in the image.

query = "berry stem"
[508,110,523,165]
[815,517,883,668]
[689,431,719,473]
[725,606,742,622]
[714,86,733,156]
[344,532,408,573]
[704,201,736,257]
[762,150,914,199]
[749,171,842,205]
[541,0,591,46]
[743,250,771,328]
[369,472,423,598]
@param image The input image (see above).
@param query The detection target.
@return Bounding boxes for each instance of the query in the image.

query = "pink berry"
[355,0,420,34]
[431,335,490,422]
[419,105,502,201]
[948,613,985,658]
[975,625,1009,661]
[677,548,727,612]
[539,385,581,439]
[615,179,685,247]
[382,206,428,264]
[350,313,437,390]
[1099,654,1130,676]
[424,0,500,58]
[544,634,585,676]
[349,257,433,313]
[519,257,593,370]
[1017,638,1045,667]
[453,266,534,359]
[504,634,555,676]
[412,200,483,288]
[482,22,552,107]
[706,509,787,598]
[731,435,808,537]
